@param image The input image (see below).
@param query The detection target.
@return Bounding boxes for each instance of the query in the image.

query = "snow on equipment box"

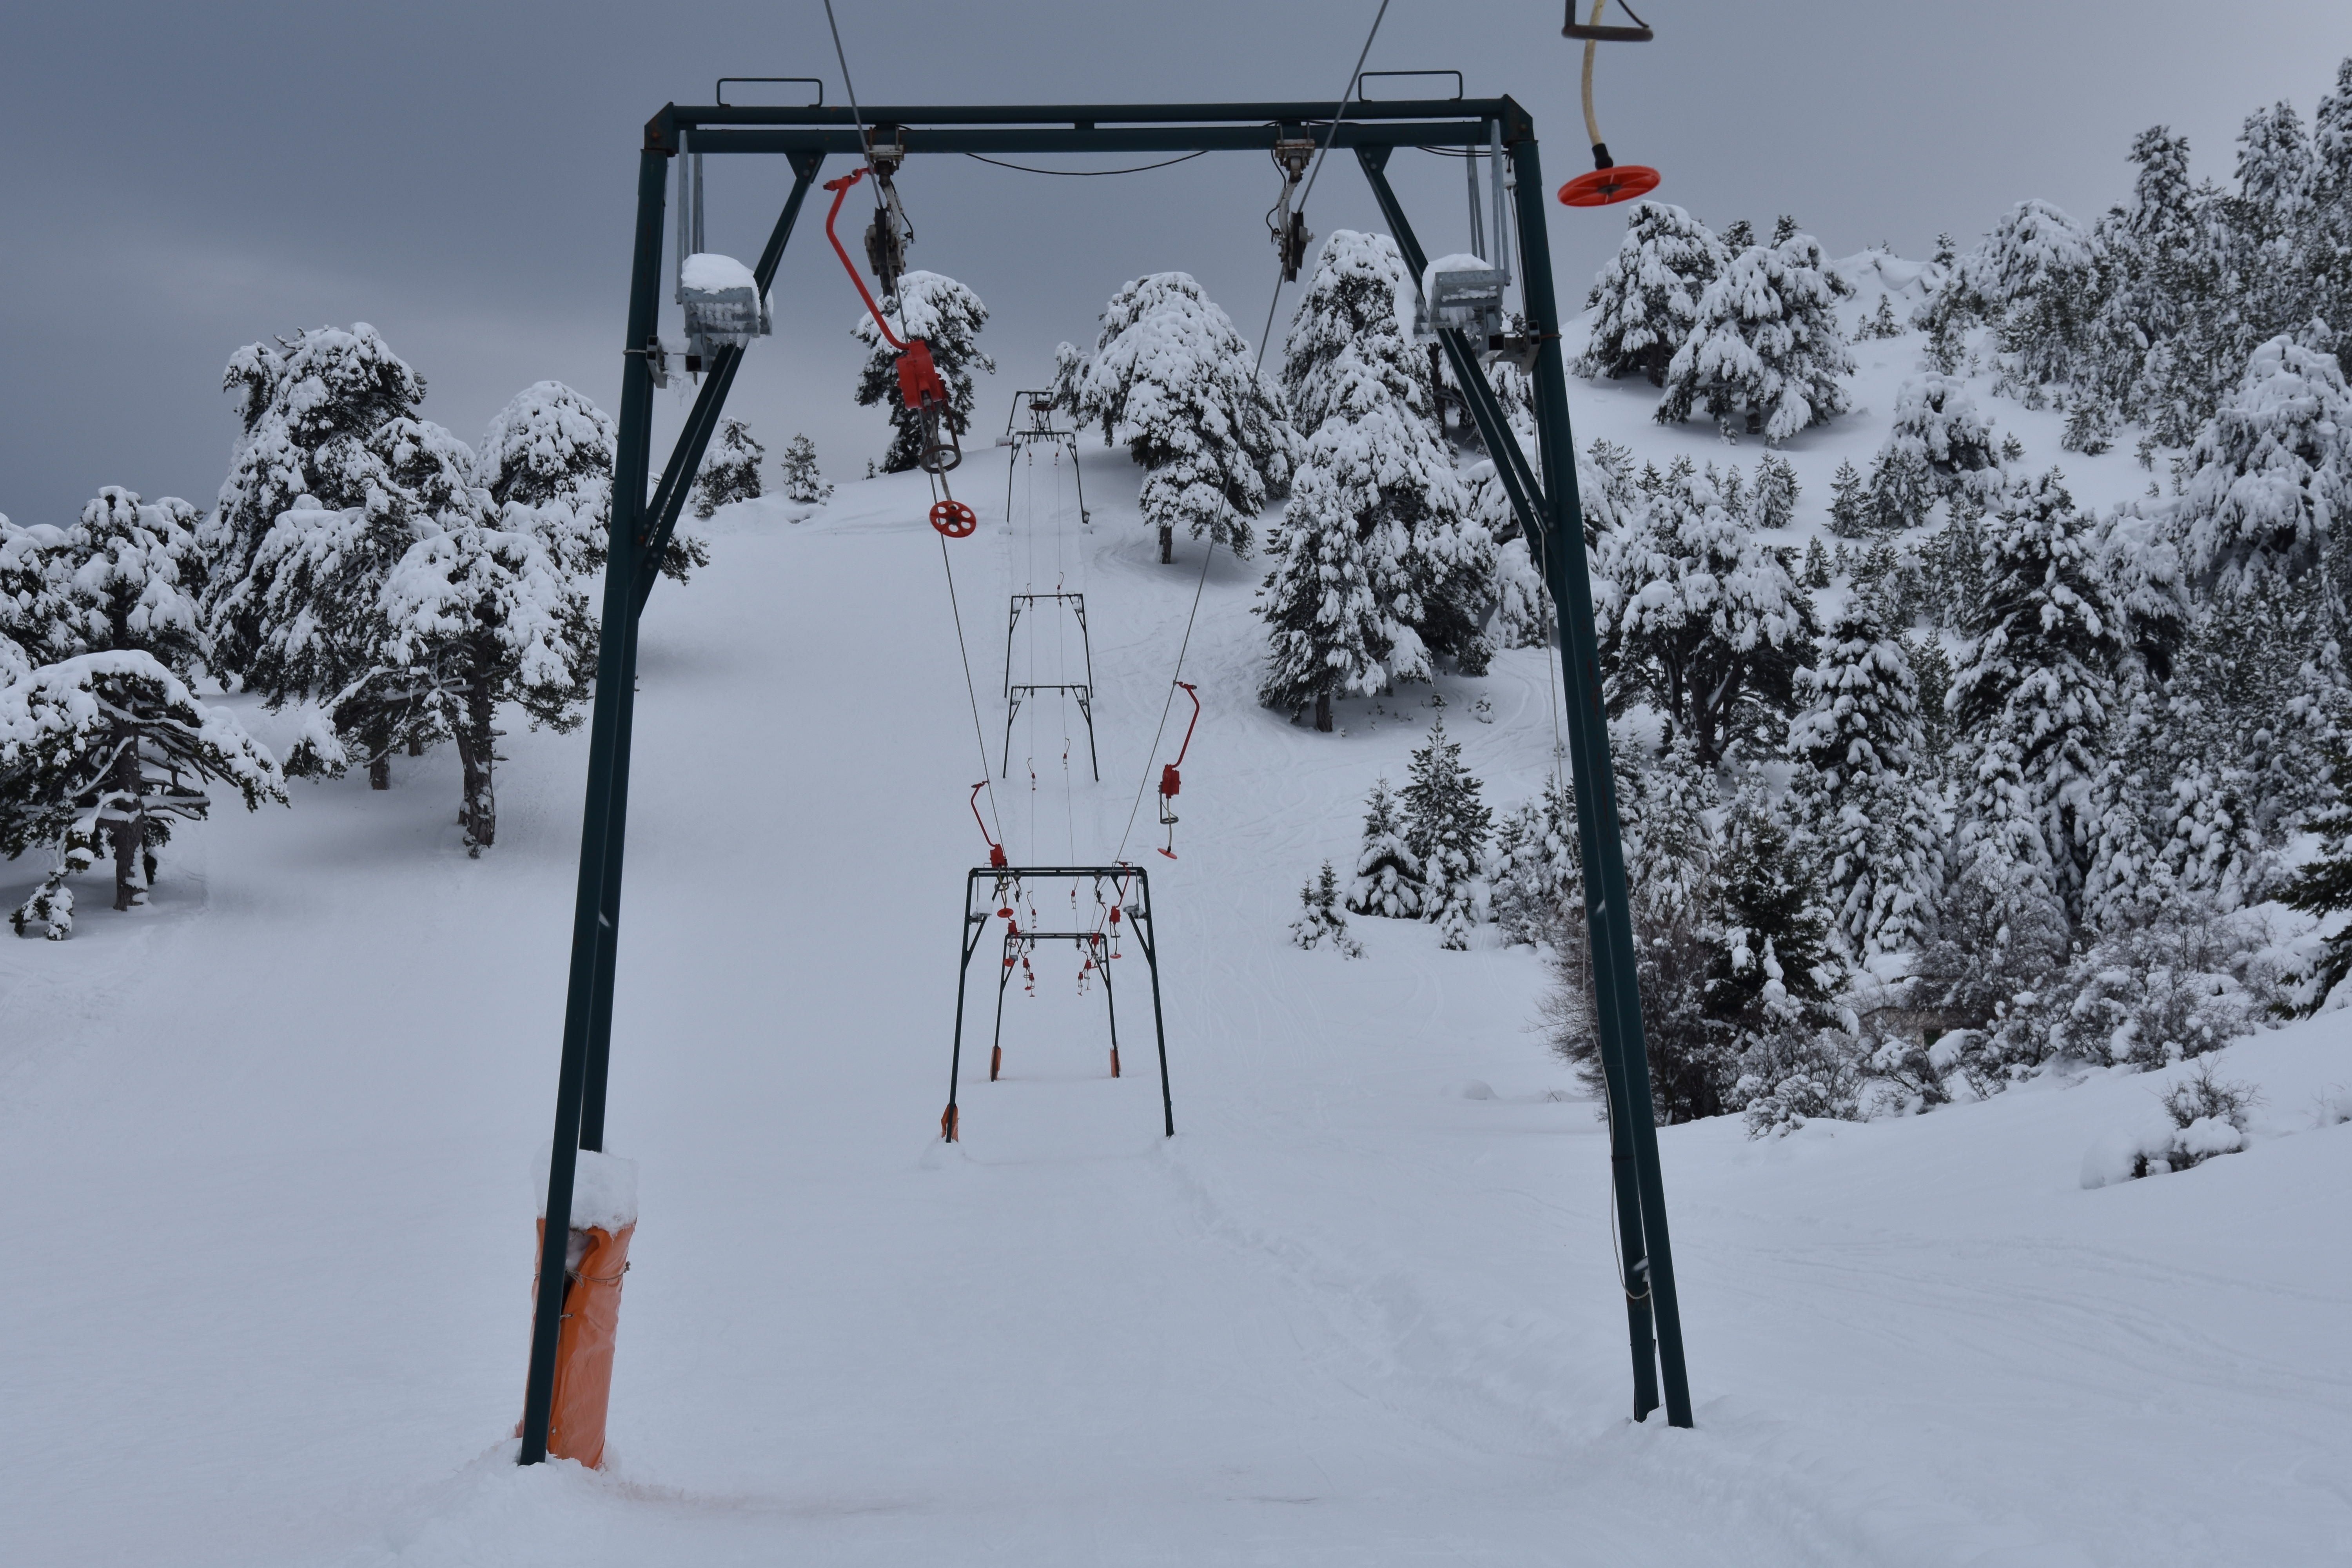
[679,252,770,358]
[1418,255,1508,340]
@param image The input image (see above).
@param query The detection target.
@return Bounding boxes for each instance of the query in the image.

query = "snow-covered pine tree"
[1658,223,1855,443]
[853,270,995,474]
[202,325,425,678]
[2,653,285,931]
[1866,374,2004,533]
[476,381,704,587]
[1854,294,1904,341]
[2283,740,2352,1009]
[1402,714,1492,950]
[1256,449,1388,730]
[691,417,764,519]
[1573,202,1723,386]
[1289,860,1363,956]
[1071,271,1294,562]
[2311,61,2352,350]
[1825,459,1874,539]
[779,434,833,504]
[1270,232,1491,678]
[1785,598,1941,959]
[2227,100,2316,332]
[1751,453,1800,531]
[1968,199,2107,394]
[241,413,467,785]
[1345,776,1424,918]
[2176,333,2352,601]
[1948,470,2128,926]
[359,424,596,854]
[1595,460,1817,767]
[38,488,208,677]
[1702,782,1835,1038]
[1907,632,1954,757]
[1800,535,1831,588]
[1490,773,1580,948]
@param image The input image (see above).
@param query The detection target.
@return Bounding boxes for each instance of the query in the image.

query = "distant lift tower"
[997,388,1100,780]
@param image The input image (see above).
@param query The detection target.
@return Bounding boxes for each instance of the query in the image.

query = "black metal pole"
[1096,933,1121,1076]
[1356,143,1664,1420]
[1509,134,1693,1428]
[1134,874,1174,1137]
[521,143,671,1467]
[946,875,984,1138]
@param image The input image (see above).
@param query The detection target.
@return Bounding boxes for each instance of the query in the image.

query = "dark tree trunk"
[1158,523,1173,564]
[453,657,497,855]
[368,754,391,790]
[1314,688,1334,733]
[108,721,142,911]
[407,734,424,757]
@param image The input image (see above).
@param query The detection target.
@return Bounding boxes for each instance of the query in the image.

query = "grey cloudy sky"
[3,1,2347,527]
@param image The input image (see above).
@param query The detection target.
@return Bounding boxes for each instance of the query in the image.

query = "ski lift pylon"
[1556,1,1661,208]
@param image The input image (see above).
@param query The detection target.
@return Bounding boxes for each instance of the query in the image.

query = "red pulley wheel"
[1559,164,1661,207]
[931,499,978,538]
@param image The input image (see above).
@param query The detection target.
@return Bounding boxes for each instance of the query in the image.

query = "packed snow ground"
[6,278,2352,1565]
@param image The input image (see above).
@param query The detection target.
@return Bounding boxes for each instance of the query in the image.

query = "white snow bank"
[680,252,757,294]
[535,1149,638,1232]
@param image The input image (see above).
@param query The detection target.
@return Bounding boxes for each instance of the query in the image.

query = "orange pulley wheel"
[931,498,978,538]
[1559,165,1660,207]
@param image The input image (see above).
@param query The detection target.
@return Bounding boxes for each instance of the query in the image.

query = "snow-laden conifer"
[779,434,833,505]
[1490,773,1579,948]
[1966,199,2106,394]
[1289,860,1363,956]
[2,652,285,931]
[1256,444,1388,730]
[1070,272,1293,563]
[1866,374,2004,533]
[1574,202,1722,386]
[1402,714,1491,950]
[2176,333,2352,599]
[692,417,765,519]
[1785,598,1940,958]
[1948,471,2127,925]
[1824,459,1874,539]
[1279,232,1497,685]
[1345,776,1423,918]
[1595,460,1817,766]
[203,325,425,676]
[37,489,207,678]
[1657,225,1854,443]
[1750,453,1800,531]
[853,270,994,474]
[476,381,704,586]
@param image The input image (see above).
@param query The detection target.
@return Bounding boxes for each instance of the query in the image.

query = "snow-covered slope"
[4,397,2350,1564]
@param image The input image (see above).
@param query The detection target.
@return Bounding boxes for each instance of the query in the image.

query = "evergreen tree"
[1785,599,1940,958]
[1490,773,1580,948]
[1659,225,1855,443]
[1703,785,1835,1035]
[1257,446,1388,729]
[1854,294,1905,340]
[1269,232,1492,679]
[1345,776,1424,918]
[2283,742,2352,1009]
[853,270,995,474]
[1073,271,1294,562]
[1289,860,1363,956]
[1908,633,1954,757]
[779,434,833,504]
[1595,461,1818,767]
[1948,470,2128,925]
[38,488,207,677]
[2176,333,2352,601]
[1866,374,2004,533]
[1401,714,1492,950]
[2,653,285,931]
[201,325,426,678]
[476,381,704,586]
[2310,61,2352,347]
[1799,535,1831,588]
[1825,458,1875,539]
[691,417,765,519]
[1750,453,1800,531]
[1969,198,2107,392]
[361,450,596,854]
[1574,202,1723,386]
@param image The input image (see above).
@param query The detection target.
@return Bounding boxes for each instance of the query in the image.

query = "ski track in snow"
[5,296,2352,1564]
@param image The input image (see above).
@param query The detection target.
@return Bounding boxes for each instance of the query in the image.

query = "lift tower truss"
[522,93,1695,1468]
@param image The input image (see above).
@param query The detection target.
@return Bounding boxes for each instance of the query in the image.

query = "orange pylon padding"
[526,1219,635,1468]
